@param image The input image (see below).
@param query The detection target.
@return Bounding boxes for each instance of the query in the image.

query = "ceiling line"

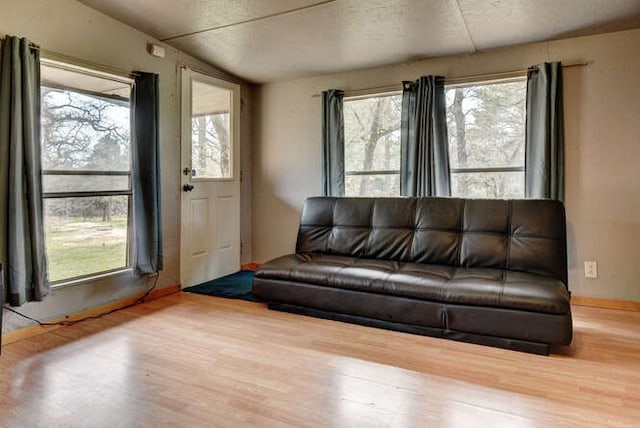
[160,0,337,42]
[452,0,477,53]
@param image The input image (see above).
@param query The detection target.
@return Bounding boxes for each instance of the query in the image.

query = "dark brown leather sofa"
[253,197,572,354]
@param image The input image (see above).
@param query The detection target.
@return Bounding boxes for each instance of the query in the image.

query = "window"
[341,80,526,198]
[343,93,402,196]
[445,79,526,198]
[40,61,133,283]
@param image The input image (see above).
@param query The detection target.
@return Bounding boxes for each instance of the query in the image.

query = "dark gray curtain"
[400,76,451,197]
[131,72,163,274]
[321,89,345,196]
[0,36,49,306]
[525,62,564,201]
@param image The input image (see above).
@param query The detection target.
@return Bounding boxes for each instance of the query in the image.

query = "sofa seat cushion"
[255,253,570,315]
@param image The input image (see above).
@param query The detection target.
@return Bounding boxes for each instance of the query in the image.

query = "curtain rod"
[0,36,139,79]
[312,61,591,98]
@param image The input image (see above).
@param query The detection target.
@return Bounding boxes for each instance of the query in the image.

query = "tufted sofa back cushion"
[296,197,568,286]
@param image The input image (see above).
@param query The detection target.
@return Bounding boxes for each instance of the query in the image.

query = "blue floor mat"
[183,270,257,302]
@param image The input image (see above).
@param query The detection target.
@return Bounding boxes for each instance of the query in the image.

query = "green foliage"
[45,196,128,221]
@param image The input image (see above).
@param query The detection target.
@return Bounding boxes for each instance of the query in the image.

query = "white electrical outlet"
[584,261,598,278]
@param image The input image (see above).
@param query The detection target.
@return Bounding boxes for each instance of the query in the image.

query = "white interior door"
[180,69,241,288]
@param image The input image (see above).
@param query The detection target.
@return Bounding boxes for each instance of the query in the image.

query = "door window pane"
[191,80,232,179]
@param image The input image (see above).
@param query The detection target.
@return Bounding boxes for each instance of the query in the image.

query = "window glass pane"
[44,196,129,282]
[344,94,402,173]
[345,174,400,197]
[451,171,524,199]
[41,62,133,283]
[41,88,130,172]
[191,80,232,179]
[446,81,526,169]
[43,174,130,193]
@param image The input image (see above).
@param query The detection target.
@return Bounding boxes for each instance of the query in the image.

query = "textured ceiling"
[79,0,640,83]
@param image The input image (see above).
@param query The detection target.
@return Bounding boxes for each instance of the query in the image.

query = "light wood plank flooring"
[1,292,639,427]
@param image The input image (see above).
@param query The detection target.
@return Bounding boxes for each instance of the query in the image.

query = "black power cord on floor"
[4,273,160,327]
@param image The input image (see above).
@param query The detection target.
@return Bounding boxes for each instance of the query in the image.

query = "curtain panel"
[321,89,345,196]
[131,72,163,274]
[400,76,451,197]
[0,36,49,306]
[525,62,565,201]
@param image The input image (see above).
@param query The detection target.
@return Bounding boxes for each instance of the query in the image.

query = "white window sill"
[50,268,134,290]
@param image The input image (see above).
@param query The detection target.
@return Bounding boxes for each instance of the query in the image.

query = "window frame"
[40,60,135,286]
[343,91,402,197]
[445,76,527,198]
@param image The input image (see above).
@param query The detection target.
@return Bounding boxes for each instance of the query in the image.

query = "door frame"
[179,67,241,288]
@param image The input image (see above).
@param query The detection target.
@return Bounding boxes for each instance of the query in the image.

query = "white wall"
[253,29,640,302]
[1,0,253,332]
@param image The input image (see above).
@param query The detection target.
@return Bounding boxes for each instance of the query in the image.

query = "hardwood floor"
[1,293,639,427]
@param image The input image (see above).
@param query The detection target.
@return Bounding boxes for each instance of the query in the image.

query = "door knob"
[183,184,194,192]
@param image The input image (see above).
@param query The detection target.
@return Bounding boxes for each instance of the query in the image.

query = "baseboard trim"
[572,295,640,312]
[241,262,261,271]
[2,284,181,345]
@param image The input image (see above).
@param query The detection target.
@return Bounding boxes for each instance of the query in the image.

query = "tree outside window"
[344,94,402,197]
[342,81,525,199]
[445,79,526,199]
[189,79,232,179]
